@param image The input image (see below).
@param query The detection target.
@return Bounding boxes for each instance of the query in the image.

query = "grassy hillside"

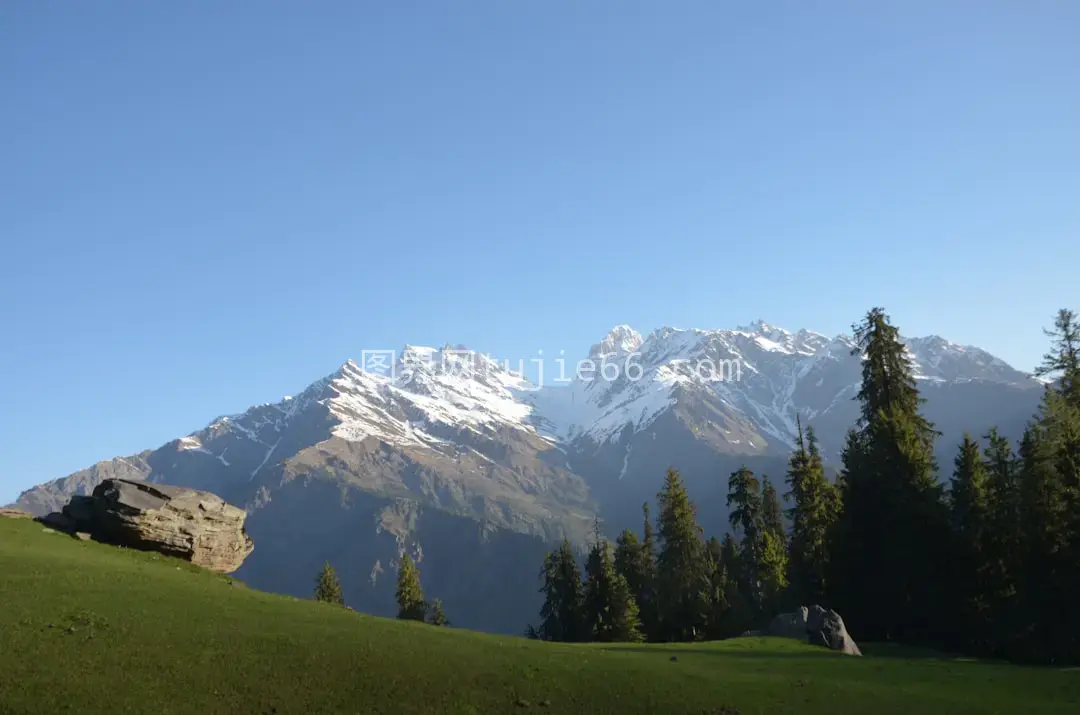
[1,519,1077,715]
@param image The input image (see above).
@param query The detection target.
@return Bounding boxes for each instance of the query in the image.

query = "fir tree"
[536,539,585,642]
[314,561,344,606]
[702,536,728,638]
[655,468,710,641]
[1028,309,1080,662]
[758,476,788,614]
[761,476,784,541]
[427,598,449,627]
[614,528,643,594]
[614,523,656,638]
[829,307,947,644]
[947,433,991,652]
[396,552,427,622]
[786,419,838,605]
[638,501,659,638]
[1035,309,1080,407]
[584,535,644,642]
[727,466,763,613]
[982,429,1022,657]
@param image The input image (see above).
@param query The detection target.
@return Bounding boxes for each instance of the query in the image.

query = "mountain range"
[11,320,1044,633]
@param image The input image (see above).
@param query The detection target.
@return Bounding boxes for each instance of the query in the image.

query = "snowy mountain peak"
[589,325,644,358]
[738,319,789,338]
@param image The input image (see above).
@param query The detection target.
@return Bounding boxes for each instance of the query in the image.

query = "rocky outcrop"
[51,479,254,573]
[764,605,861,656]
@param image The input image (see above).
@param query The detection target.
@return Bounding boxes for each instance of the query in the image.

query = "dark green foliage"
[638,501,660,638]
[584,536,644,642]
[785,419,838,605]
[525,307,1080,666]
[655,468,711,641]
[726,466,763,611]
[761,476,784,541]
[946,434,991,652]
[427,598,449,627]
[614,515,658,640]
[396,552,427,622]
[981,429,1023,656]
[314,561,344,606]
[536,539,586,642]
[828,307,948,645]
[1036,309,1080,407]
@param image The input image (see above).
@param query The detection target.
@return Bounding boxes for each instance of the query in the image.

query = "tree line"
[315,552,449,627]
[531,307,1080,665]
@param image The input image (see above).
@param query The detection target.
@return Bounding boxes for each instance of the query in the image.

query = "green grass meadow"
[1,518,1077,714]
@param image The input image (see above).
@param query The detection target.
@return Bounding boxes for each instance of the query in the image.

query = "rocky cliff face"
[10,321,1043,633]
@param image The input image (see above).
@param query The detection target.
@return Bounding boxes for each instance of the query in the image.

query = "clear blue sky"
[2,1,1078,503]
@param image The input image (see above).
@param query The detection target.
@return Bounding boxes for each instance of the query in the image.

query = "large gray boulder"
[765,604,861,656]
[58,479,254,573]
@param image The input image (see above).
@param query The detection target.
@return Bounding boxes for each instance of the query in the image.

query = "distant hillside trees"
[314,561,344,605]
[427,598,449,627]
[396,552,427,622]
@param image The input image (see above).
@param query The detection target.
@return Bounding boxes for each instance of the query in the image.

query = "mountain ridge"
[10,319,1044,634]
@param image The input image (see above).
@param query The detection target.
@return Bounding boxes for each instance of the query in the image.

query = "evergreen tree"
[584,535,644,642]
[758,476,788,614]
[1035,309,1080,407]
[638,501,659,638]
[828,307,947,644]
[761,476,784,540]
[314,561,344,605]
[727,466,763,613]
[947,433,991,652]
[536,539,586,642]
[982,429,1022,657]
[613,503,660,641]
[396,552,427,621]
[758,527,789,615]
[655,468,710,641]
[614,529,643,594]
[702,536,729,639]
[426,598,449,627]
[717,532,752,636]
[786,419,838,605]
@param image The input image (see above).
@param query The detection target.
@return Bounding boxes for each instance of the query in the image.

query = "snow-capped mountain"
[12,320,1043,634]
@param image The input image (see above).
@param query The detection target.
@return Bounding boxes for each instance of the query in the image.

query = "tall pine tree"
[786,418,838,605]
[829,307,947,644]
[982,429,1022,658]
[758,476,789,615]
[947,433,991,652]
[655,468,710,641]
[584,534,644,642]
[727,466,764,616]
[1016,309,1080,662]
[613,503,659,640]
[535,539,586,642]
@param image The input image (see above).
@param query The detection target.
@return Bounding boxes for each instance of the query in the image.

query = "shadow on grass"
[595,643,843,662]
